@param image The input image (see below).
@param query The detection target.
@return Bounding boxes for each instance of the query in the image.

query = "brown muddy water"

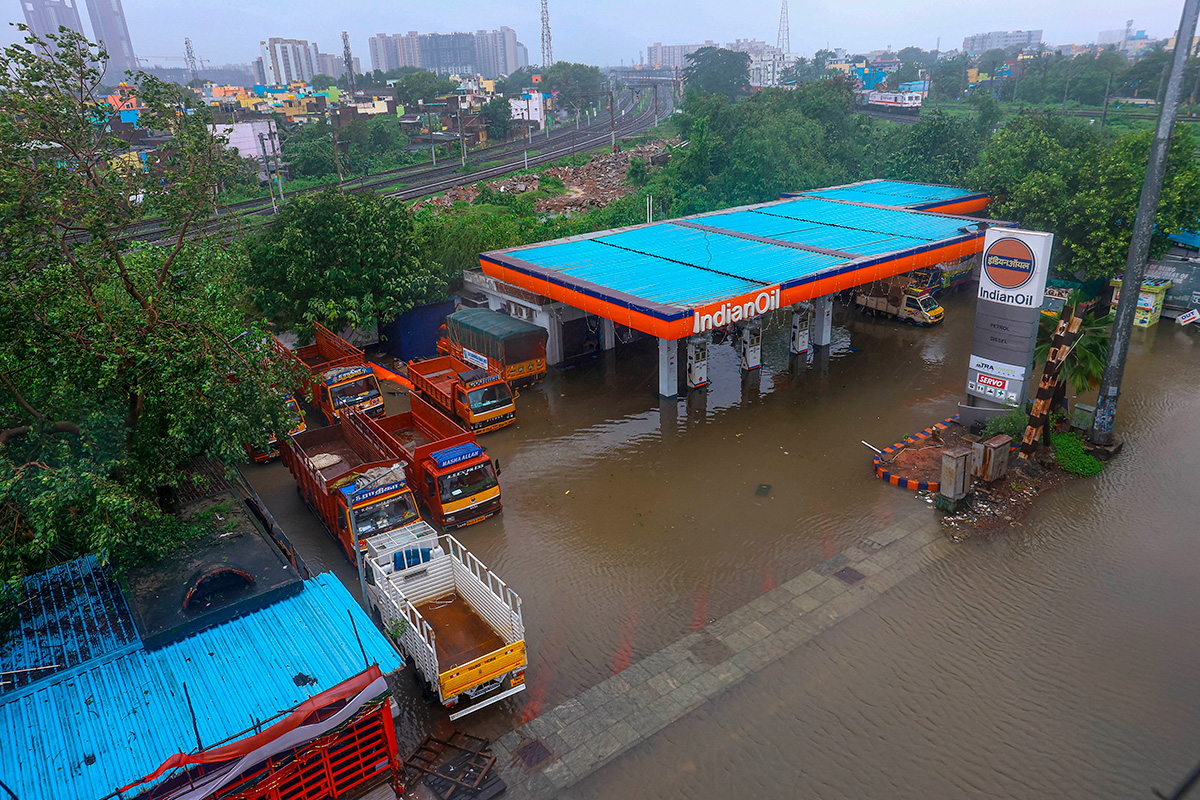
[243,288,1200,798]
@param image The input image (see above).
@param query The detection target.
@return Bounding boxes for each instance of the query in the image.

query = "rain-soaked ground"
[242,288,1200,798]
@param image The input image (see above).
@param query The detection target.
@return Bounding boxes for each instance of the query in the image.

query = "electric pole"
[1089,0,1199,447]
[257,132,277,214]
[609,89,615,151]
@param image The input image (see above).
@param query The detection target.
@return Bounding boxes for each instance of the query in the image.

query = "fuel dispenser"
[740,320,762,370]
[686,336,709,388]
[790,304,811,355]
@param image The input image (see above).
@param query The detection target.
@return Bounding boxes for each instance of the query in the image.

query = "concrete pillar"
[812,294,833,348]
[658,337,678,397]
[545,310,564,366]
[601,318,616,351]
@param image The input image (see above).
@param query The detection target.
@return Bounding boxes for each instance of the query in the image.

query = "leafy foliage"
[481,96,514,140]
[888,110,981,185]
[1051,432,1105,476]
[248,190,448,331]
[0,27,295,588]
[280,116,416,182]
[982,407,1030,440]
[683,47,751,100]
[968,114,1200,278]
[1035,310,1113,393]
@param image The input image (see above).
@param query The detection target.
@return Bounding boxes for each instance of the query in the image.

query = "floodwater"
[243,288,1200,798]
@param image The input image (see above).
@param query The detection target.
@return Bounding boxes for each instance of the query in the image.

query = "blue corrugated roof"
[0,568,402,800]
[496,189,990,312]
[1170,227,1200,251]
[796,179,976,207]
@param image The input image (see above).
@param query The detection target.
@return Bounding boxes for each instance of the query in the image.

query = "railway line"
[112,92,668,244]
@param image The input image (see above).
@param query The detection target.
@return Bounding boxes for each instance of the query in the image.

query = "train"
[860,91,923,114]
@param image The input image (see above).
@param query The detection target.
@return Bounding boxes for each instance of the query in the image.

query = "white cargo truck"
[365,528,526,720]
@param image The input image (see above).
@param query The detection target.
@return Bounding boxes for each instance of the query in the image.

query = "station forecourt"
[471,179,1008,397]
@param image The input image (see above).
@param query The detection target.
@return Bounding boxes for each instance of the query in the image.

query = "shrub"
[1050,432,1104,476]
[982,406,1028,439]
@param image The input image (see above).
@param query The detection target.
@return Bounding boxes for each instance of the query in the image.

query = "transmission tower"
[184,37,199,83]
[777,0,790,53]
[341,31,356,96]
[540,0,553,67]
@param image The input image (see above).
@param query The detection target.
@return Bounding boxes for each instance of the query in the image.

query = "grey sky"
[3,0,1187,70]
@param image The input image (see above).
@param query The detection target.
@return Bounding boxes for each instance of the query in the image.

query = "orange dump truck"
[368,394,501,530]
[278,410,420,562]
[407,356,515,434]
[273,323,385,424]
[437,308,548,387]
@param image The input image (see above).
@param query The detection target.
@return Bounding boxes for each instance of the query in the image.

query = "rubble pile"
[411,184,479,210]
[536,139,677,214]
[488,175,540,194]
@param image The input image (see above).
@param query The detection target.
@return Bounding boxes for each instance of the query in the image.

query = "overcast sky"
[3,0,1188,69]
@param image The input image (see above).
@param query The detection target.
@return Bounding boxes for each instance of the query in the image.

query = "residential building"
[368,32,402,72]
[962,29,1043,56]
[476,26,519,78]
[259,37,319,84]
[252,55,266,83]
[84,0,137,75]
[517,41,530,68]
[510,90,549,129]
[646,40,718,70]
[19,0,84,39]
[317,50,358,77]
[422,32,477,74]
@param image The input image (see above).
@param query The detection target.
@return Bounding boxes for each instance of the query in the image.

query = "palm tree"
[1035,304,1113,416]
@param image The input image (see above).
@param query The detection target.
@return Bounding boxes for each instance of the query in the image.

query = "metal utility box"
[939,447,972,501]
[971,434,1012,482]
[740,321,762,370]
[686,336,709,388]
[790,306,810,355]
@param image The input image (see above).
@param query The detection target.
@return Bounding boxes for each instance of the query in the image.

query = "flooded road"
[245,288,1200,796]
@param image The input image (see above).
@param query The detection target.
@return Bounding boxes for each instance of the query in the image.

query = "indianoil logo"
[983,238,1036,290]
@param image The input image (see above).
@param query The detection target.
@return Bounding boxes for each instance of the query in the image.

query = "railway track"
[131,93,672,244]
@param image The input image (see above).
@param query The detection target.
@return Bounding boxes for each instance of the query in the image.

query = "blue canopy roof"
[0,564,402,800]
[790,179,983,209]
[489,192,992,311]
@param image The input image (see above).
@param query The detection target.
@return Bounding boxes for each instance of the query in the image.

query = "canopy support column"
[813,295,834,347]
[658,337,678,397]
[601,318,616,351]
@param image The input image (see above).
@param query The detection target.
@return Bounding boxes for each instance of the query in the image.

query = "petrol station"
[474,179,1006,396]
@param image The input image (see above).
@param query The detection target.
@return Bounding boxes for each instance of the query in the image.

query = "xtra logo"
[983,237,1036,290]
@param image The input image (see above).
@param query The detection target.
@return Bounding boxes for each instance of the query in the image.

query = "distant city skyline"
[4,0,1187,75]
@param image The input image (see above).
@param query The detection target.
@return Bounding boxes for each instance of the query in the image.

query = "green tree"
[311,73,336,91]
[394,70,457,106]
[247,191,448,331]
[968,114,1200,278]
[542,62,603,108]
[0,27,294,589]
[683,47,751,100]
[481,96,514,140]
[976,48,1008,75]
[888,110,980,184]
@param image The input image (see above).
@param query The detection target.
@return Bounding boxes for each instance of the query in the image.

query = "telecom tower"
[184,37,199,84]
[777,0,790,53]
[342,31,356,96]
[540,0,553,67]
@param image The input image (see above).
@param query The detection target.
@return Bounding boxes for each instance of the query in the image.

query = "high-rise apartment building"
[19,0,84,39]
[259,37,319,84]
[516,41,529,69]
[84,0,136,75]
[368,33,401,73]
[646,40,718,70]
[475,26,518,78]
[961,30,1043,55]
[421,32,477,74]
[316,51,359,78]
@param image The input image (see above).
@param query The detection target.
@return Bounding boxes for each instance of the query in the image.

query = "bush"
[1050,432,1104,476]
[981,406,1028,439]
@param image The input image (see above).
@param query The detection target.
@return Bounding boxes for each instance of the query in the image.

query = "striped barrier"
[873,415,961,492]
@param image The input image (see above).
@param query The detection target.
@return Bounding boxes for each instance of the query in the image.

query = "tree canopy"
[0,27,294,589]
[683,47,751,100]
[481,96,514,140]
[968,114,1200,278]
[247,190,448,331]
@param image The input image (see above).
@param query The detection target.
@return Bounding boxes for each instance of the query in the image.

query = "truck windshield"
[919,296,940,312]
[467,383,512,412]
[354,492,418,535]
[437,463,498,504]
[330,377,380,407]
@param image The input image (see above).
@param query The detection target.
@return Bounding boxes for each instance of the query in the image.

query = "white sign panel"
[968,354,1027,381]
[1179,309,1199,326]
[978,228,1054,309]
[461,347,489,369]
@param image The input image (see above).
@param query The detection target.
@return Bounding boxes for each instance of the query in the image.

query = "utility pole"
[1100,71,1114,128]
[268,118,284,202]
[457,100,466,166]
[257,132,278,214]
[654,83,659,126]
[1089,0,1199,447]
[609,89,615,151]
[330,125,345,189]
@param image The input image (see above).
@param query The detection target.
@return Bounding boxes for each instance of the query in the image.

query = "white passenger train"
[864,91,923,113]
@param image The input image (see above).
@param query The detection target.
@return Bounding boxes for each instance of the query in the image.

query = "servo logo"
[983,238,1036,290]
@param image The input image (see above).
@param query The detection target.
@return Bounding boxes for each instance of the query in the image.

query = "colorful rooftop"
[783,179,989,212]
[480,182,1002,340]
[0,560,402,800]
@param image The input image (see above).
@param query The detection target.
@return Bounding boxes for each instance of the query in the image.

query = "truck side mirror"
[493,459,501,476]
[425,475,435,494]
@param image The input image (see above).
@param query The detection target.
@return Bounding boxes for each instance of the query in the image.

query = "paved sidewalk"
[489,513,953,798]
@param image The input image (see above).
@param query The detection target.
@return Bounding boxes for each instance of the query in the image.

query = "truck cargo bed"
[291,426,367,480]
[417,594,505,670]
[389,426,435,452]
